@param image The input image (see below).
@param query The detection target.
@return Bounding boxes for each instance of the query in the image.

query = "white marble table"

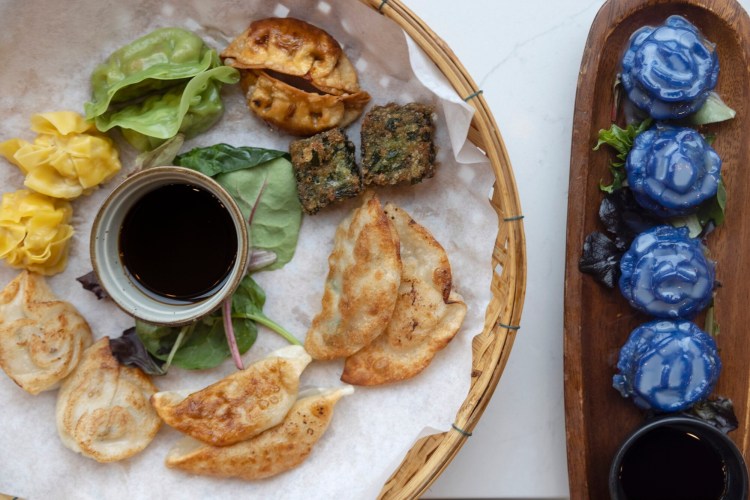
[402,0,750,498]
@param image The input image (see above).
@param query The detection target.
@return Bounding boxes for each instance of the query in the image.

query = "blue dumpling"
[619,225,714,318]
[626,125,721,217]
[613,319,721,412]
[621,15,719,120]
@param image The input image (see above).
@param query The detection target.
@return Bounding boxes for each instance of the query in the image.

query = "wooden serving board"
[564,0,750,497]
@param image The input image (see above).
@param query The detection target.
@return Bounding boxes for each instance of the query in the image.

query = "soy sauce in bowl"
[119,183,238,302]
[618,426,726,499]
[610,415,748,500]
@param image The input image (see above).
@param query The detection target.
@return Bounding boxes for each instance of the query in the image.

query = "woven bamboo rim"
[358,1,527,498]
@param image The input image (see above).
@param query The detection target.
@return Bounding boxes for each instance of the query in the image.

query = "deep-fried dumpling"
[240,71,370,136]
[165,385,354,480]
[0,271,92,394]
[221,17,361,95]
[56,337,160,462]
[342,203,467,385]
[151,345,312,446]
[304,193,401,360]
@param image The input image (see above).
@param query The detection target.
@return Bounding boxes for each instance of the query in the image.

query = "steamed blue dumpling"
[621,15,719,120]
[619,225,714,318]
[626,125,721,217]
[613,319,721,412]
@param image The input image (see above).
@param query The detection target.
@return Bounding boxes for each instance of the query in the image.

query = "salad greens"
[175,143,289,176]
[594,118,652,193]
[176,144,303,270]
[690,92,737,126]
[134,275,300,372]
[110,327,165,376]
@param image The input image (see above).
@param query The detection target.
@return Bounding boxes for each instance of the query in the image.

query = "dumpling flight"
[0,271,92,394]
[151,345,312,446]
[165,385,354,480]
[342,203,467,385]
[304,192,402,360]
[56,338,160,462]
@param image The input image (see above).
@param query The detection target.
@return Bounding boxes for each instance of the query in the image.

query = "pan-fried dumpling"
[221,17,361,95]
[222,17,370,136]
[0,271,92,394]
[165,385,354,480]
[151,345,312,446]
[304,193,402,360]
[240,70,370,136]
[342,203,467,385]
[56,337,160,462]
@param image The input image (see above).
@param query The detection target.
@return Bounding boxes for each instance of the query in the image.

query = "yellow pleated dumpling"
[0,189,74,275]
[0,111,121,199]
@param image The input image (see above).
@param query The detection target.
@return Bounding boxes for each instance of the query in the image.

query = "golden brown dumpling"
[342,203,467,385]
[56,338,160,462]
[151,345,312,446]
[165,385,354,480]
[0,271,92,394]
[222,17,370,135]
[221,17,360,95]
[304,193,401,360]
[240,71,370,136]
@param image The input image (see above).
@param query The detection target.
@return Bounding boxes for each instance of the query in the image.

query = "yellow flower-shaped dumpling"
[0,190,74,275]
[0,111,121,199]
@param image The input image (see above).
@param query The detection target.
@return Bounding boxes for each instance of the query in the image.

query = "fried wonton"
[0,271,92,394]
[342,203,467,385]
[304,193,402,360]
[165,385,354,480]
[56,338,160,462]
[221,17,360,95]
[151,345,312,446]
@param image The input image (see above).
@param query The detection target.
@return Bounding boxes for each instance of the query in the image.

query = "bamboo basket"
[358,1,527,498]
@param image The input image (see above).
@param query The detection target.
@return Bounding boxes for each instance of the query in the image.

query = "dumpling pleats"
[304,192,402,360]
[341,203,467,385]
[0,271,92,394]
[165,385,353,480]
[151,345,311,446]
[56,337,160,462]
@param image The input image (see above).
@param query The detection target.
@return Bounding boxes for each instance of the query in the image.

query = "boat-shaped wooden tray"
[564,0,750,497]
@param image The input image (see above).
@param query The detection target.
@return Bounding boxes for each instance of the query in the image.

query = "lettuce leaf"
[594,119,652,193]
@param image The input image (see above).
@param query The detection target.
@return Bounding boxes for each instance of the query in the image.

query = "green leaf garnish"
[176,145,302,271]
[595,119,652,192]
[175,143,289,176]
[135,276,294,371]
[690,92,736,126]
[669,178,727,237]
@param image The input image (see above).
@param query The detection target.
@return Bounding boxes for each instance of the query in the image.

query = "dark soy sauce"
[119,183,237,301]
[618,427,726,499]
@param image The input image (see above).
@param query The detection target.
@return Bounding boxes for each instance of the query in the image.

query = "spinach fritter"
[289,128,361,214]
[360,103,436,186]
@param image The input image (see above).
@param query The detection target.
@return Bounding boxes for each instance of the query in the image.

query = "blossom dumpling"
[621,15,719,120]
[0,190,74,275]
[0,111,121,199]
[619,225,714,318]
[613,319,721,412]
[626,125,721,217]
